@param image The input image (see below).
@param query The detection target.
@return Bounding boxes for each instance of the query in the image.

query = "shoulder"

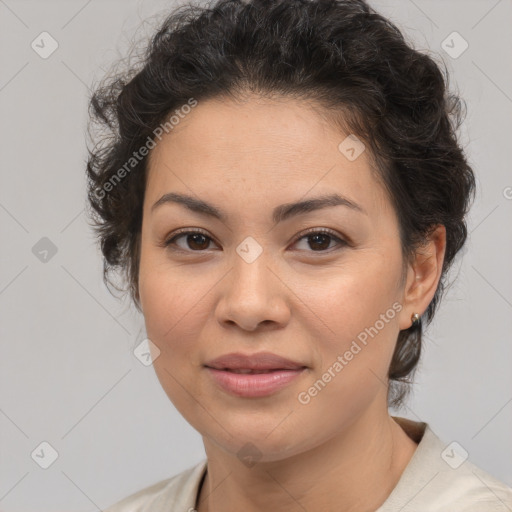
[380,418,512,512]
[428,445,512,511]
[452,459,512,511]
[103,460,207,512]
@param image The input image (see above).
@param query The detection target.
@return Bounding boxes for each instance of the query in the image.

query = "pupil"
[189,234,208,250]
[310,234,330,251]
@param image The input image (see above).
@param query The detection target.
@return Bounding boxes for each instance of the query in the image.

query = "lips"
[204,352,307,398]
[204,352,306,372]
[222,369,277,374]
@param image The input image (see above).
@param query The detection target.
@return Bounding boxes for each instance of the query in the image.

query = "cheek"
[138,268,207,417]
[139,273,175,341]
[293,278,400,430]
[299,258,402,386]
[306,261,401,337]
[138,254,222,394]
[139,242,197,325]
[140,270,203,347]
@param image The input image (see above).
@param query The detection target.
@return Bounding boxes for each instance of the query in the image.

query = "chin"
[197,407,314,461]
[207,429,308,464]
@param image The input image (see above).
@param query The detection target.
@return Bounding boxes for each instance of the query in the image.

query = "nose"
[215,249,291,332]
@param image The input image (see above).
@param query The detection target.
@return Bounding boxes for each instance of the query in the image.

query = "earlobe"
[410,312,421,327]
[399,225,447,330]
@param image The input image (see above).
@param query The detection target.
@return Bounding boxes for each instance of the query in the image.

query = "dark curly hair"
[85,0,476,409]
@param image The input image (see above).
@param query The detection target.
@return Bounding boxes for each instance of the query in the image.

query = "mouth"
[211,368,300,374]
[204,352,307,398]
[204,351,306,372]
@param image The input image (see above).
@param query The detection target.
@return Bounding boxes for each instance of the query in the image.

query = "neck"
[196,407,418,512]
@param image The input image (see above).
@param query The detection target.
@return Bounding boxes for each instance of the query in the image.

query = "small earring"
[411,313,420,327]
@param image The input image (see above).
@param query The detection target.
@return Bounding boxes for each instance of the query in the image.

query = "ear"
[398,225,447,330]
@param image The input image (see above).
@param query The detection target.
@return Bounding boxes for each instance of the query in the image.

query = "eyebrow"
[151,192,366,224]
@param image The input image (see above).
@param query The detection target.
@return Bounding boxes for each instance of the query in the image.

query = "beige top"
[104,416,512,511]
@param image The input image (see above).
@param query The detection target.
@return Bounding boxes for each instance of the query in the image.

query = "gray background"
[0,0,511,510]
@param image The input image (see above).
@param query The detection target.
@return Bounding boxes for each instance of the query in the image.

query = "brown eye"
[308,233,331,251]
[165,230,216,251]
[292,229,347,253]
[163,228,347,254]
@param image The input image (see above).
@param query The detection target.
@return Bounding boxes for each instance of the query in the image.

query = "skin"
[137,93,446,512]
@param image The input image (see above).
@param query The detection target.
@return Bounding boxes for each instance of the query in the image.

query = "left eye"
[164,229,346,252]
[292,229,346,252]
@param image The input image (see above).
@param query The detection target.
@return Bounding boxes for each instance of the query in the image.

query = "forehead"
[145,95,392,219]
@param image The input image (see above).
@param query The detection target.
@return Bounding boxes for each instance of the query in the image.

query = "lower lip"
[206,367,306,398]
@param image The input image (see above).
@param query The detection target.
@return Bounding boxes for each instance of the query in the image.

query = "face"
[138,94,409,461]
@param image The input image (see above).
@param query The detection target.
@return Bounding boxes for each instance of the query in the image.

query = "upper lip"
[204,352,307,371]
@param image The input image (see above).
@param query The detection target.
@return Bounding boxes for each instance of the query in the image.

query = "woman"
[86,0,512,510]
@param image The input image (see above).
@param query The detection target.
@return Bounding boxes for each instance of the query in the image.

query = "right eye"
[164,229,218,252]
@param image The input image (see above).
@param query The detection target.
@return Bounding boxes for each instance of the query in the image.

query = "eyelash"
[163,227,348,254]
